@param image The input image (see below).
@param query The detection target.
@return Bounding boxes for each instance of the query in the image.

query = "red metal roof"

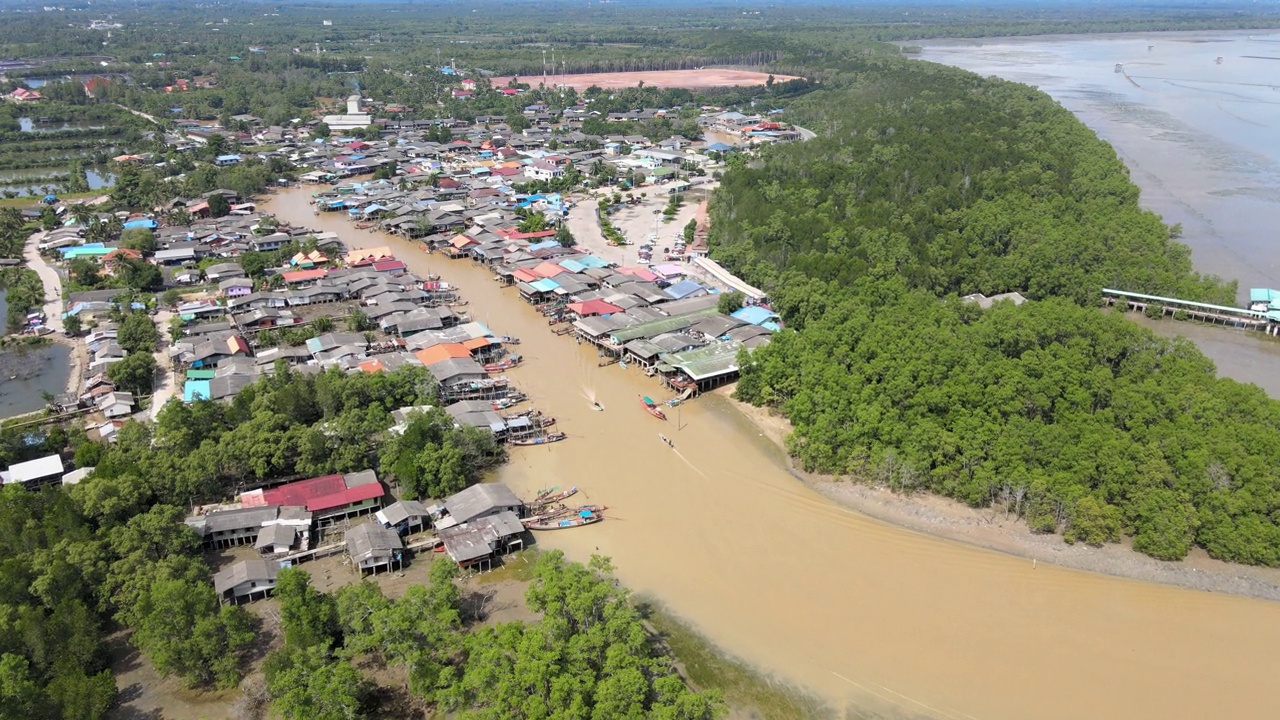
[498,228,558,241]
[532,261,569,278]
[372,260,407,273]
[568,299,622,317]
[260,473,383,512]
[281,268,327,283]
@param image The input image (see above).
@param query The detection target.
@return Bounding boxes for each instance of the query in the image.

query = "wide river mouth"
[266,186,1280,720]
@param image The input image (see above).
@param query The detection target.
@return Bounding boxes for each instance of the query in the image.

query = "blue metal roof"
[732,306,781,326]
[184,380,211,403]
[576,255,610,269]
[665,279,705,300]
[529,278,560,292]
[1250,288,1278,303]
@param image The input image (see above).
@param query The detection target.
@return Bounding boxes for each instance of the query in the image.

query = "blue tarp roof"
[184,380,211,403]
[123,219,157,230]
[733,306,781,326]
[705,142,733,152]
[530,278,560,292]
[665,279,705,300]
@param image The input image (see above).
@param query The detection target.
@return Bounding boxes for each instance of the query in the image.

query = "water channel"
[0,290,71,417]
[266,186,1280,720]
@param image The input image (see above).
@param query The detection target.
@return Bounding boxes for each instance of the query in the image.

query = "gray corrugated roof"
[473,510,524,539]
[444,483,522,524]
[344,469,380,488]
[254,523,296,550]
[185,505,278,535]
[345,521,403,563]
[377,499,428,527]
[213,558,279,595]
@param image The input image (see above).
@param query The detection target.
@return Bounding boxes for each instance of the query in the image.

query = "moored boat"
[526,508,603,531]
[509,431,568,446]
[639,394,667,421]
[484,354,523,373]
[531,486,579,508]
[523,503,607,526]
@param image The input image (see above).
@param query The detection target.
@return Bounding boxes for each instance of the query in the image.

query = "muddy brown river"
[267,187,1280,720]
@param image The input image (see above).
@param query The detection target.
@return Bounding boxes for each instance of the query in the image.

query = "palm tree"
[71,205,94,228]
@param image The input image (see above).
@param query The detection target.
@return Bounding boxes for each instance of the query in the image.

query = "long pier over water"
[1102,288,1278,334]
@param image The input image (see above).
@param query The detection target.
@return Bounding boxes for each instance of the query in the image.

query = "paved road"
[149,309,177,419]
[22,230,64,334]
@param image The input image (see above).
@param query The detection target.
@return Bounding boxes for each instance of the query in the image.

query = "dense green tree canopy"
[715,60,1280,564]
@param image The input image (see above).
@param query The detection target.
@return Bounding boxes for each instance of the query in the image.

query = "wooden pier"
[1102,288,1276,333]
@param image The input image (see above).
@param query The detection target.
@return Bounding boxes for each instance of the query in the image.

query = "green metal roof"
[609,307,719,344]
[660,340,743,382]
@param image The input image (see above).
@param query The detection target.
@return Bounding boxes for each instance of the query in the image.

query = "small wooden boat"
[659,433,674,449]
[523,503,607,526]
[500,335,521,345]
[526,509,603,531]
[530,486,578,508]
[509,432,567,447]
[639,395,667,421]
[484,354,522,373]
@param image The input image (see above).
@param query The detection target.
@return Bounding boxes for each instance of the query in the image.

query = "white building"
[320,95,373,133]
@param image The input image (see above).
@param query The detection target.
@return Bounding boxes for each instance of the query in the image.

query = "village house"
[219,277,255,298]
[213,558,280,605]
[437,482,524,526]
[5,87,42,103]
[376,500,431,535]
[346,521,406,574]
[437,511,526,571]
[240,469,385,528]
[1,455,66,489]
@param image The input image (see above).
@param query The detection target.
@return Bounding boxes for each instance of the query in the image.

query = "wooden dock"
[1102,288,1275,333]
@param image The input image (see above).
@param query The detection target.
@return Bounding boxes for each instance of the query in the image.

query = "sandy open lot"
[565,186,713,270]
[492,68,799,91]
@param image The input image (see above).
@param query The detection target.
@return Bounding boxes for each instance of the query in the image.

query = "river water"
[0,290,71,417]
[266,187,1280,720]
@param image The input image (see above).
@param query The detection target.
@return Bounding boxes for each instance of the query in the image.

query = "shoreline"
[719,386,1280,602]
[904,26,1280,48]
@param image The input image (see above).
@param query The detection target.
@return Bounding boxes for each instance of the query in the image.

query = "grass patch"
[639,596,831,720]
[0,190,101,208]
[472,547,542,585]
